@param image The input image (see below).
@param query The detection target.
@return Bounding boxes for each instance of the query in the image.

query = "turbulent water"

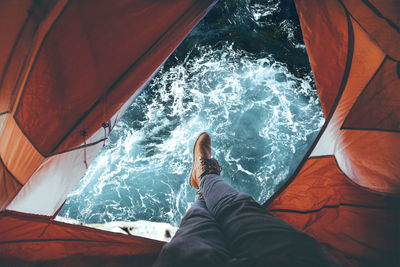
[59,0,324,226]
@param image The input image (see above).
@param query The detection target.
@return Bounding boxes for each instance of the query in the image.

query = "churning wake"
[59,0,324,226]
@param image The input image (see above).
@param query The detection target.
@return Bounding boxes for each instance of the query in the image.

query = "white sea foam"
[250,1,280,26]
[59,42,324,226]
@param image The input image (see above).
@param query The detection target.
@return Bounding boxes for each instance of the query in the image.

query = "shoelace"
[199,158,220,178]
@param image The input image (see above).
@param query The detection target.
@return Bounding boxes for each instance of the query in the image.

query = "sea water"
[59,0,324,226]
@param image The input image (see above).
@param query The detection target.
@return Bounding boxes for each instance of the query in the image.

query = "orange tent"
[0,0,215,265]
[0,0,398,266]
[265,0,400,266]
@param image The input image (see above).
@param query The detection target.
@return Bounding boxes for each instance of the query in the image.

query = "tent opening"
[57,0,323,231]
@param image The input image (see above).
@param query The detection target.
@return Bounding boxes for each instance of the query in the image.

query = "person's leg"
[154,198,230,267]
[200,174,338,266]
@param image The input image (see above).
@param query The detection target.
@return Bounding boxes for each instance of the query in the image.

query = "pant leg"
[153,198,230,267]
[200,174,339,266]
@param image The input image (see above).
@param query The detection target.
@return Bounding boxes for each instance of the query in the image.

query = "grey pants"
[154,174,338,267]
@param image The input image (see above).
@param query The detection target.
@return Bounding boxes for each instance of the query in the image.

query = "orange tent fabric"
[265,0,400,266]
[0,0,216,216]
[0,210,164,266]
[0,0,214,265]
[1,0,399,266]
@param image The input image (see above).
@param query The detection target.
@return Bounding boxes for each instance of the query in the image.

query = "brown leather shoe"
[189,132,221,189]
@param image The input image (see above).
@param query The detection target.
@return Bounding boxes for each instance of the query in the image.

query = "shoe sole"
[188,132,208,189]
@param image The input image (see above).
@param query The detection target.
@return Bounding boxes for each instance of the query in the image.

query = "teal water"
[59,0,324,226]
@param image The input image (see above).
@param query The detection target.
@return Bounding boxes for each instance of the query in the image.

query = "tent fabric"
[290,0,350,118]
[342,57,400,132]
[0,210,165,266]
[341,0,400,61]
[6,137,104,215]
[265,0,400,266]
[266,156,398,266]
[0,0,216,264]
[1,0,399,266]
[0,158,21,211]
[14,0,215,156]
[0,0,216,215]
[0,0,66,114]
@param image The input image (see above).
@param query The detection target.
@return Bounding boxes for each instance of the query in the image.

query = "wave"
[59,40,324,226]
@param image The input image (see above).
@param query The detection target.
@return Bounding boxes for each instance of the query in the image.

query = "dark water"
[59,0,324,226]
